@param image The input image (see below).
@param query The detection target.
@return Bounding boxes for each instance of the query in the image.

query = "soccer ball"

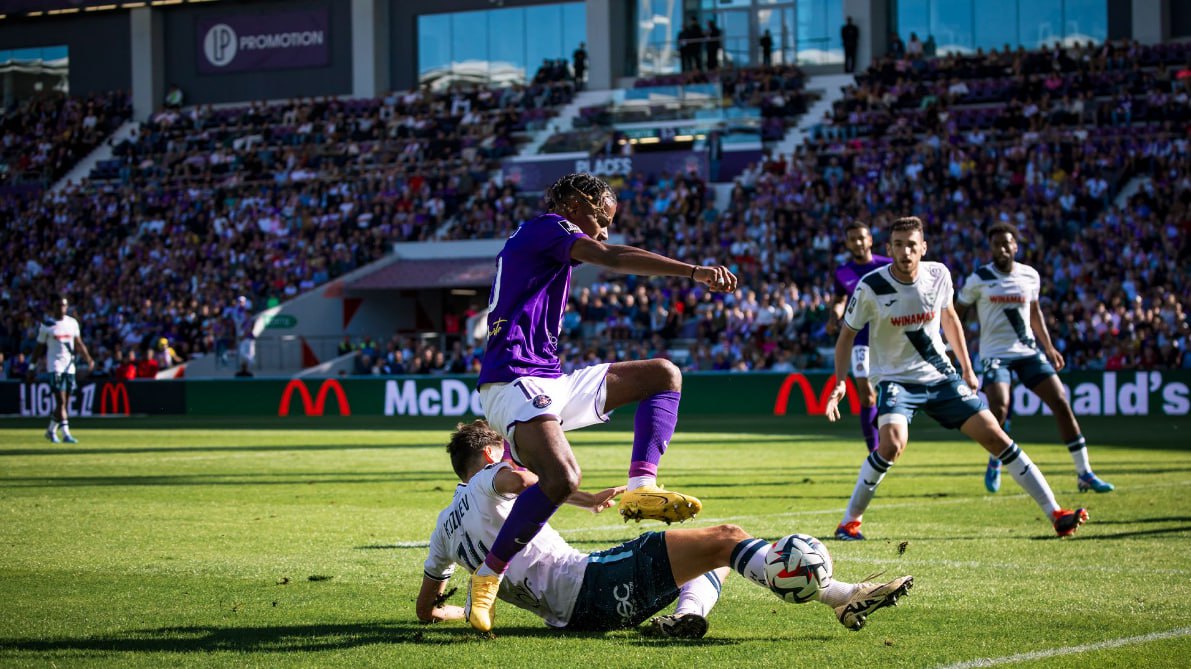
[764,533,833,603]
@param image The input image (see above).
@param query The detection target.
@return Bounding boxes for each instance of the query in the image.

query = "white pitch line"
[933,626,1191,669]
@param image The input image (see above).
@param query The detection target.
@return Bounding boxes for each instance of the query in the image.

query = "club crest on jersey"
[532,394,552,409]
[558,219,582,235]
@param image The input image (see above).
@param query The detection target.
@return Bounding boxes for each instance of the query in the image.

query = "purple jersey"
[834,254,892,346]
[478,213,587,385]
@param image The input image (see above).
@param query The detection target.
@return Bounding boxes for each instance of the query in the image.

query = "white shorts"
[851,345,871,379]
[239,338,256,365]
[479,363,611,463]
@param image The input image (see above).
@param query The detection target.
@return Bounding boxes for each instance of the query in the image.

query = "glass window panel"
[974,0,1018,53]
[488,7,527,84]
[896,0,931,47]
[525,5,564,79]
[933,0,974,54]
[418,13,451,84]
[1064,0,1107,45]
[718,9,752,67]
[562,3,587,59]
[1020,0,1063,49]
[795,0,842,64]
[637,0,681,75]
[451,10,490,76]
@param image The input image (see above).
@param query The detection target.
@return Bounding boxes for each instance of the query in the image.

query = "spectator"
[759,29,774,67]
[841,17,859,74]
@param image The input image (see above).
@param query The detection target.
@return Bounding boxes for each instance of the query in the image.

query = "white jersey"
[36,315,81,374]
[843,261,956,385]
[956,262,1039,359]
[423,463,588,627]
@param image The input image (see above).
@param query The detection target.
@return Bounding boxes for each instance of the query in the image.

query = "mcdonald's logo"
[99,382,131,416]
[278,379,351,417]
[773,374,860,416]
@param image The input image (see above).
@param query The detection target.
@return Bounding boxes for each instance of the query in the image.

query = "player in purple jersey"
[826,221,891,452]
[467,173,738,632]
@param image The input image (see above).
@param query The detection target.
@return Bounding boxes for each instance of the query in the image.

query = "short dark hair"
[447,419,503,479]
[545,173,614,213]
[889,216,923,234]
[844,220,871,234]
[51,292,68,305]
[987,222,1019,240]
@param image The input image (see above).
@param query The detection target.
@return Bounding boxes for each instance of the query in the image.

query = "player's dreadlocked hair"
[446,419,504,479]
[545,173,615,213]
[986,221,1019,240]
[889,216,924,234]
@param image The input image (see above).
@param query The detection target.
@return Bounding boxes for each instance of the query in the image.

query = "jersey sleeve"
[956,272,980,306]
[36,324,49,345]
[842,281,875,331]
[473,463,516,501]
[939,269,956,311]
[423,516,457,582]
[528,216,588,266]
[1026,267,1041,302]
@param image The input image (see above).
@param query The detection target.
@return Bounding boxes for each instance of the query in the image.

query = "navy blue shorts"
[49,372,76,394]
[877,375,986,430]
[565,531,678,631]
[981,352,1057,389]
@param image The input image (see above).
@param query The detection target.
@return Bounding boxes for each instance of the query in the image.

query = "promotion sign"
[197,9,329,74]
[503,151,709,191]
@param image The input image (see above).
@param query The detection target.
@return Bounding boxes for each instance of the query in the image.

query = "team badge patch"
[532,394,553,409]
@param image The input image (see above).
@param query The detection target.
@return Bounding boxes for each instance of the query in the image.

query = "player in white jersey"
[34,294,93,444]
[823,217,1088,540]
[417,420,913,636]
[957,223,1114,494]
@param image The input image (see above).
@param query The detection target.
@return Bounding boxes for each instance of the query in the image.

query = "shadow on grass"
[0,621,747,654]
[0,471,458,490]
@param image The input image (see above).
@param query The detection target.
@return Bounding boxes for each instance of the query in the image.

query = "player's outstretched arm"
[826,325,859,422]
[566,485,625,514]
[416,575,465,624]
[570,237,737,292]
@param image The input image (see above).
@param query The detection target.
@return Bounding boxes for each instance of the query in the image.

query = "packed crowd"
[3,41,1187,379]
[0,77,577,375]
[0,90,130,187]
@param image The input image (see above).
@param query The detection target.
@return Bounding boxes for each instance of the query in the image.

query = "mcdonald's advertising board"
[1,371,1186,418]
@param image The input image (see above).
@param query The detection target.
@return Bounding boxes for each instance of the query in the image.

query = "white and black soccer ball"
[764,533,834,603]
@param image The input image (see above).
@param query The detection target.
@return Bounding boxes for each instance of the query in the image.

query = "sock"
[59,421,70,436]
[477,484,560,576]
[842,451,893,524]
[1066,435,1091,476]
[988,454,1002,469]
[729,538,770,588]
[859,405,879,452]
[816,579,857,608]
[48,419,59,434]
[628,390,680,489]
[675,570,724,617]
[998,442,1059,517]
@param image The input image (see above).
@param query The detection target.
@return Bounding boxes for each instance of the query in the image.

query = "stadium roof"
[345,257,494,291]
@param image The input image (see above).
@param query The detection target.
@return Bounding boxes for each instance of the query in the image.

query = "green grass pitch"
[1,414,1189,668]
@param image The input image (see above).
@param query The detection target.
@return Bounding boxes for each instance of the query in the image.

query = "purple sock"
[860,405,879,452]
[629,390,681,478]
[483,483,559,574]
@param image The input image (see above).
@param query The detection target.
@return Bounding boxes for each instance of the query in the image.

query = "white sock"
[48,420,59,433]
[729,538,771,588]
[60,421,71,436]
[999,443,1059,517]
[842,451,893,524]
[675,569,724,617]
[1067,436,1091,476]
[816,579,856,608]
[627,476,656,491]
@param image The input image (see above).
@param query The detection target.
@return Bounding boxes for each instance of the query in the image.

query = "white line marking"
[933,626,1191,669]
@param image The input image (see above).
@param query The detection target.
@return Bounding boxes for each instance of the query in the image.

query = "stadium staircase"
[769,72,854,157]
[519,89,616,156]
[50,119,138,193]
